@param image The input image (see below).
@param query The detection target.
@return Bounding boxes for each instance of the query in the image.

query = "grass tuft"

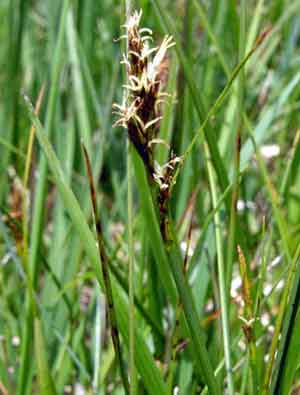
[1,2,300,394]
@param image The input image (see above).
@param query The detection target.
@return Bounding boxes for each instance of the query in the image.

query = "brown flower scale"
[114,10,181,241]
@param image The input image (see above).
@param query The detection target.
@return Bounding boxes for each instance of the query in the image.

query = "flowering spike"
[113,10,176,179]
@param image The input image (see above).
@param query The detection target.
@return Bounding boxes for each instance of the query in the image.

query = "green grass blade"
[150,0,229,196]
[34,318,57,395]
[132,150,177,304]
[18,2,70,394]
[82,143,129,395]
[279,306,300,394]
[132,149,220,395]
[24,98,168,395]
[205,142,234,394]
[66,9,92,153]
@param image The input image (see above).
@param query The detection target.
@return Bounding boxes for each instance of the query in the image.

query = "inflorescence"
[113,10,182,240]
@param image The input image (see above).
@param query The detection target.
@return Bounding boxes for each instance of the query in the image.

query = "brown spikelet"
[113,10,176,181]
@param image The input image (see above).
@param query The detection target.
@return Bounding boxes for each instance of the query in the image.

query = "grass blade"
[205,142,234,394]
[24,97,168,395]
[132,149,220,395]
[82,143,129,395]
[34,318,57,395]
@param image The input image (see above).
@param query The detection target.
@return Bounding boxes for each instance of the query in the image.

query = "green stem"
[82,145,129,395]
[205,142,234,394]
[124,3,136,393]
[132,151,220,395]
[167,248,220,395]
[127,143,136,395]
[225,0,245,299]
[170,23,270,197]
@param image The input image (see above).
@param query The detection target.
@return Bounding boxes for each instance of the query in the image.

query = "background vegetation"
[1,0,300,394]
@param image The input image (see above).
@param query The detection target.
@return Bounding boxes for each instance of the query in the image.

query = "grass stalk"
[170,25,271,197]
[123,2,136,393]
[204,142,234,394]
[82,144,129,395]
[132,151,220,395]
[127,143,136,395]
[25,98,167,394]
[225,0,245,300]
[22,85,45,271]
[151,0,230,197]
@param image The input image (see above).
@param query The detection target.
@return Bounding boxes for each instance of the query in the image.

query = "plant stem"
[226,0,245,300]
[123,2,136,393]
[132,151,220,395]
[170,24,271,197]
[82,145,129,395]
[205,142,234,394]
[127,143,136,395]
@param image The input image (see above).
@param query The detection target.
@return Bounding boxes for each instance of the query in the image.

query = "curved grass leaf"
[132,150,220,395]
[24,99,167,395]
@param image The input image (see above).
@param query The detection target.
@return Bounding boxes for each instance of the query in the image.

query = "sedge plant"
[1,2,300,395]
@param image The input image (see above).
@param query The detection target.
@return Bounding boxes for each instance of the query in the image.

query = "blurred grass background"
[1,0,300,394]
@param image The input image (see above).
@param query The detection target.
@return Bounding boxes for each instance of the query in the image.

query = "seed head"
[113,10,175,178]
